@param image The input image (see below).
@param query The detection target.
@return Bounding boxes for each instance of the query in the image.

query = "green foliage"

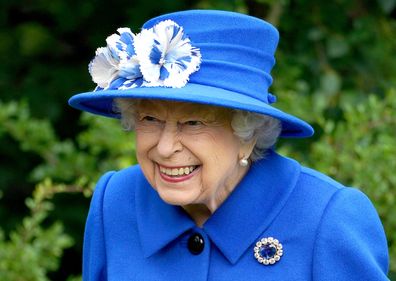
[0,100,135,187]
[0,0,395,279]
[0,179,75,280]
[0,100,134,280]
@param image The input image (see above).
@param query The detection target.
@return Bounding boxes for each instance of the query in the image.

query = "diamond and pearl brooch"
[253,237,283,265]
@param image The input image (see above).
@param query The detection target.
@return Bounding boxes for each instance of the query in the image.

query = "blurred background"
[0,0,395,280]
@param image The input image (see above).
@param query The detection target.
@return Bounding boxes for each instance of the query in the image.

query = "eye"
[141,116,159,122]
[184,120,203,126]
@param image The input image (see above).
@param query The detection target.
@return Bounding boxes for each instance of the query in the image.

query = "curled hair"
[114,98,138,131]
[114,99,282,161]
[231,110,281,161]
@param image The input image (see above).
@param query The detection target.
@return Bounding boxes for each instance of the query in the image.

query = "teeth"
[160,165,196,176]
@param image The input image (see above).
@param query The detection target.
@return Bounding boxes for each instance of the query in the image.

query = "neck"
[182,204,212,227]
[183,164,251,226]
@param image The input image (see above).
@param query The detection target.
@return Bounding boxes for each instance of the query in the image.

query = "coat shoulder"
[274,161,389,279]
[97,165,145,208]
[300,166,344,191]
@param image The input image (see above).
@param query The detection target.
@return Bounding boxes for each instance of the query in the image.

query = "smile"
[159,165,198,177]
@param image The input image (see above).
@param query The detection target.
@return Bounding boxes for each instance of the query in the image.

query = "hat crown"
[143,10,279,104]
[143,10,279,53]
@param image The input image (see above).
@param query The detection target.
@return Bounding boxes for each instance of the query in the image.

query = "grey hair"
[231,110,281,161]
[114,99,282,161]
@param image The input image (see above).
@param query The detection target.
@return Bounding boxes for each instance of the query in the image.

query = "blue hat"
[69,10,314,138]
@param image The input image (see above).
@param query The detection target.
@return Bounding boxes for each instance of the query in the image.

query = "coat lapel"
[135,170,195,258]
[203,150,301,264]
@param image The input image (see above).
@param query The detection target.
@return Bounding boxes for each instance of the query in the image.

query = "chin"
[156,189,196,207]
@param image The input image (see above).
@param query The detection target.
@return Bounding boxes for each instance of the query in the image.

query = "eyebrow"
[136,101,232,121]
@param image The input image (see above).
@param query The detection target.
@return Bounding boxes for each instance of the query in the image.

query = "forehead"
[136,99,232,118]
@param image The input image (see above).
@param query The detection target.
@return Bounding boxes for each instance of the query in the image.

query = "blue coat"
[83,150,389,280]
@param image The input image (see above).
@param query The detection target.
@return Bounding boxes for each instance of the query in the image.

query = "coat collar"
[135,173,195,258]
[135,150,301,263]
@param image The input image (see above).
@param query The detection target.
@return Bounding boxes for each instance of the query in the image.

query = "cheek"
[135,130,157,154]
[135,140,146,162]
[198,134,241,178]
[135,132,158,183]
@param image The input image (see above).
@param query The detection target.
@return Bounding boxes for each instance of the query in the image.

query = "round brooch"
[253,237,283,265]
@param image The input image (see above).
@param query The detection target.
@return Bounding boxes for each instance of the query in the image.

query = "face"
[134,100,255,212]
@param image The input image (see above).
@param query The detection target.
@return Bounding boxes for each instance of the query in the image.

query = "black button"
[187,233,205,255]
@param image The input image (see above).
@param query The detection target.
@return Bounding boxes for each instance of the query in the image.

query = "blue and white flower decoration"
[88,20,201,90]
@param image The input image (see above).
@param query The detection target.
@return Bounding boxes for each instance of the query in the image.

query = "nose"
[156,122,183,158]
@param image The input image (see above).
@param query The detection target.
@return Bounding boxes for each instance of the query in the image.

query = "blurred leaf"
[377,0,396,13]
[17,22,54,57]
[326,35,349,58]
[320,70,341,96]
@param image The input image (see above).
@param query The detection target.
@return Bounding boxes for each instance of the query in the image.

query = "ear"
[239,137,257,160]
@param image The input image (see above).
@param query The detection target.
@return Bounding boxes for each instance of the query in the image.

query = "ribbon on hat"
[88,20,202,91]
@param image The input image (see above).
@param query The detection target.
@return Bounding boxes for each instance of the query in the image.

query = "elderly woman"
[69,10,389,281]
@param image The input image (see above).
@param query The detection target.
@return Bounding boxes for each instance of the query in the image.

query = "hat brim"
[68,83,314,138]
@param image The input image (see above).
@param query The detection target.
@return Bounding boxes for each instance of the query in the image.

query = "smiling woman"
[115,99,280,223]
[136,100,251,218]
[69,9,389,281]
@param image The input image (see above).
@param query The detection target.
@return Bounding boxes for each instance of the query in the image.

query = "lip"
[157,164,200,183]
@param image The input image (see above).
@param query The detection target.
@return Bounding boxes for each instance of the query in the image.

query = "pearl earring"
[239,158,249,167]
